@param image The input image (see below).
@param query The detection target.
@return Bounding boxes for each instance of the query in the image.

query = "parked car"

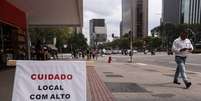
[112,50,121,54]
[133,50,138,53]
[105,50,112,55]
[127,50,138,54]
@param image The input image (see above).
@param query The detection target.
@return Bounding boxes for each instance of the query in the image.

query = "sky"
[83,0,162,42]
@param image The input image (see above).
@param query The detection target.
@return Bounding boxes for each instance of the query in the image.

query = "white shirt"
[172,37,194,57]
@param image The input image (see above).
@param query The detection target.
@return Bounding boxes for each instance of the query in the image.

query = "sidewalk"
[0,61,114,101]
[95,56,201,101]
[1,57,201,101]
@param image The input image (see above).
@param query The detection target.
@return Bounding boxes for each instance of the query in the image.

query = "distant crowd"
[32,40,58,60]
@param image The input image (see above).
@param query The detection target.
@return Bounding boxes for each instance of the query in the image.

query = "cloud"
[84,0,121,16]
[83,0,162,42]
[148,0,162,33]
[83,0,122,42]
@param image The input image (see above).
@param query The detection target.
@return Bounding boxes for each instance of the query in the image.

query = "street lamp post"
[27,16,31,60]
[130,0,134,63]
[0,25,4,52]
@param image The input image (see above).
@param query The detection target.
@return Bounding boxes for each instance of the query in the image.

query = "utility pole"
[0,24,4,52]
[26,15,31,60]
[130,0,134,63]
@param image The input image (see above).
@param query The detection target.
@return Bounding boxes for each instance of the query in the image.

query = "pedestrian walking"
[172,31,193,89]
[92,49,96,60]
[35,40,43,60]
[43,45,48,60]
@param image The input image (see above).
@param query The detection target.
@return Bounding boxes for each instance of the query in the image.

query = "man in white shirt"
[172,31,193,89]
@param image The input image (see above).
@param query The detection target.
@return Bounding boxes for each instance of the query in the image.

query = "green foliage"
[68,33,88,51]
[151,23,201,49]
[99,36,162,51]
[119,38,130,49]
[150,37,162,49]
[142,36,162,50]
[29,27,71,47]
[133,38,144,49]
[30,27,88,53]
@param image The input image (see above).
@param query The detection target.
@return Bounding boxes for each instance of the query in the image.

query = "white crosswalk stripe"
[136,63,148,66]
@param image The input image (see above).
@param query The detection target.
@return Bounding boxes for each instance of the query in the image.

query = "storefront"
[0,0,27,67]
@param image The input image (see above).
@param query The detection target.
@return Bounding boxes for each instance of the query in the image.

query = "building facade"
[0,0,28,66]
[162,0,201,24]
[162,0,181,24]
[0,0,83,62]
[181,0,201,24]
[120,21,123,37]
[89,19,107,47]
[121,0,148,38]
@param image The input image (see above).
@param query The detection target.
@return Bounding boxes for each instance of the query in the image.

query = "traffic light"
[112,33,114,38]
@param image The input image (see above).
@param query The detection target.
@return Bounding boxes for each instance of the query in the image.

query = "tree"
[30,27,88,53]
[119,38,129,49]
[133,38,144,49]
[68,33,88,51]
[150,37,162,49]
[151,26,161,37]
[99,33,162,51]
[151,23,201,50]
[29,27,72,49]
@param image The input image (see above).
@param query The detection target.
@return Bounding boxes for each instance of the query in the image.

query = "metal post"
[0,24,4,52]
[26,15,31,60]
[130,0,134,63]
[27,31,31,60]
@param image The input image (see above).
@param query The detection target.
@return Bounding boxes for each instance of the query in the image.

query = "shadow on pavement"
[142,82,184,89]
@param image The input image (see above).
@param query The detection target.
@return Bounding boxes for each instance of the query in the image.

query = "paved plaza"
[1,53,201,101]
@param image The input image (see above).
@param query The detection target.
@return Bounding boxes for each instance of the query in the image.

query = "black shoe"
[173,81,181,85]
[185,82,192,89]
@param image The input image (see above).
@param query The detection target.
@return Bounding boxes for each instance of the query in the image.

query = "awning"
[7,0,83,27]
[0,0,27,30]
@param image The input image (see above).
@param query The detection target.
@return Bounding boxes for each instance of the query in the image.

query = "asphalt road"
[110,53,201,73]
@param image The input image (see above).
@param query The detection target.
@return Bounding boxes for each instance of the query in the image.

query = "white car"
[127,50,138,54]
[133,50,138,53]
[105,50,112,55]
[112,50,121,54]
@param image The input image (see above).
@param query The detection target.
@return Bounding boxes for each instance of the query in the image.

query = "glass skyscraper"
[121,0,148,38]
[181,0,201,24]
[162,0,201,24]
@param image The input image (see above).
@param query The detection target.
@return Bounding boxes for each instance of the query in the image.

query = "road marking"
[136,63,148,66]
[169,61,201,66]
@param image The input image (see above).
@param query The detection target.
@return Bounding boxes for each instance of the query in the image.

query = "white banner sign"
[12,61,86,101]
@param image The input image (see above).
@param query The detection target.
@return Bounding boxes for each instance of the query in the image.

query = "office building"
[181,0,201,24]
[121,0,148,38]
[162,0,181,24]
[89,19,107,47]
[162,0,201,24]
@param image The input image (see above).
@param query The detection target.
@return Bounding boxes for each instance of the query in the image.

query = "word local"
[31,74,73,80]
[38,85,64,91]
